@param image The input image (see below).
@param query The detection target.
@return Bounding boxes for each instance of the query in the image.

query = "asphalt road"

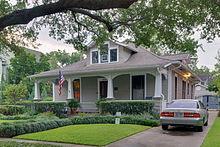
[107,111,218,147]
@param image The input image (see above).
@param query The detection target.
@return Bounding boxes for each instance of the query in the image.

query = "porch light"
[183,73,191,79]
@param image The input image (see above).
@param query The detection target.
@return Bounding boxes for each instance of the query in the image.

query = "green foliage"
[0,141,61,147]
[0,114,36,120]
[208,51,220,95]
[67,99,80,109]
[46,50,84,69]
[44,97,53,101]
[1,0,220,56]
[0,105,26,115]
[100,101,155,115]
[95,98,106,109]
[41,87,48,100]
[14,124,149,146]
[3,82,28,105]
[7,48,50,96]
[0,74,6,104]
[34,102,67,118]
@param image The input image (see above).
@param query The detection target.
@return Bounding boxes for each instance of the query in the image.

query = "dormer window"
[90,43,118,64]
[92,51,99,64]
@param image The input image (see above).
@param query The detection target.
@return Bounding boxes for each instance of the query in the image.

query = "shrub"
[16,100,33,108]
[0,114,159,137]
[44,97,53,101]
[0,105,26,115]
[95,98,106,109]
[0,114,36,120]
[100,101,155,115]
[34,102,67,118]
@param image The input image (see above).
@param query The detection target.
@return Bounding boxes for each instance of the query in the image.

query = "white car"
[160,99,208,132]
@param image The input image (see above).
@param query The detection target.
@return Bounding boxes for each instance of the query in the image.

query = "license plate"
[175,112,183,117]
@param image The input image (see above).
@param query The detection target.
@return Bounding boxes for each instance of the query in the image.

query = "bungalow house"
[28,41,200,112]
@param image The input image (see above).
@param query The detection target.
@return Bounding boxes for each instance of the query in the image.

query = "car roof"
[172,99,199,102]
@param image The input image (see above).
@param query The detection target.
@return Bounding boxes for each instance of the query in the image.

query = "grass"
[14,124,150,146]
[202,117,220,147]
[0,141,61,147]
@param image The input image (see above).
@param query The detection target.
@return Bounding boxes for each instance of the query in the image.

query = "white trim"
[90,42,119,65]
[130,74,132,100]
[52,82,56,102]
[80,77,82,103]
[97,78,107,99]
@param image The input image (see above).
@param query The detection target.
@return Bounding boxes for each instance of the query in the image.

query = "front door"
[99,81,108,98]
[132,75,145,100]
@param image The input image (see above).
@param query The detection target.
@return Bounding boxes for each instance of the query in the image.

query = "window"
[187,83,189,95]
[175,76,177,99]
[92,51,98,64]
[100,44,108,63]
[90,43,118,64]
[110,49,117,62]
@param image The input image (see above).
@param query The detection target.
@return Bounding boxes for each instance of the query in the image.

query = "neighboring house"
[0,48,42,84]
[29,41,200,112]
[195,74,217,98]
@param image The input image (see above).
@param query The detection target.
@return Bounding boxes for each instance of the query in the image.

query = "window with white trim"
[92,51,98,64]
[90,44,118,64]
[110,48,117,62]
[100,44,108,63]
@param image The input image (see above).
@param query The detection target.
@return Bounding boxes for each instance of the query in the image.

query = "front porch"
[33,68,171,112]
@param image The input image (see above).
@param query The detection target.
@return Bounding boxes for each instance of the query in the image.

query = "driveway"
[107,111,218,147]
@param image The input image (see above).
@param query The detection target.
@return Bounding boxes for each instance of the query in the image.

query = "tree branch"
[70,8,113,32]
[0,0,138,31]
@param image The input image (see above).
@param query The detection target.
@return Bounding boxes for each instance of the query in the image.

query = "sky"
[35,29,220,71]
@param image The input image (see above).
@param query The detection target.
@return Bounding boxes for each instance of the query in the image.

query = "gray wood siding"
[113,74,130,100]
[81,77,98,102]
[146,74,155,98]
[54,81,68,101]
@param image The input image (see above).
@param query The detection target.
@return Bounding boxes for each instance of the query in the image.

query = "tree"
[46,50,83,69]
[7,47,50,95]
[0,0,219,55]
[208,51,220,95]
[4,82,28,105]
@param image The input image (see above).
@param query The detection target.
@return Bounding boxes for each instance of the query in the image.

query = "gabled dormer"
[86,41,135,65]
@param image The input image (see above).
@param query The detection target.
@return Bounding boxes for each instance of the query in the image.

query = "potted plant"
[68,99,80,114]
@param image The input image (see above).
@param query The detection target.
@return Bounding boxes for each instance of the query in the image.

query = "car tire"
[204,120,208,126]
[197,125,203,132]
[162,125,168,130]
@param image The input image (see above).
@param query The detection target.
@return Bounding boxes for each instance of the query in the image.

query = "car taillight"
[184,113,200,118]
[160,112,174,117]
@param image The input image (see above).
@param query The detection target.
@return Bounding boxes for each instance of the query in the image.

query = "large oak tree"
[0,0,219,55]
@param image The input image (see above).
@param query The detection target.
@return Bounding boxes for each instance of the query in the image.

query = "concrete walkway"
[0,111,217,147]
[107,111,218,147]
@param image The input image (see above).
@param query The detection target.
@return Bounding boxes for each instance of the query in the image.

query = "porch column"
[67,78,74,100]
[154,71,162,98]
[52,82,56,102]
[107,75,114,99]
[34,81,41,101]
[167,69,172,103]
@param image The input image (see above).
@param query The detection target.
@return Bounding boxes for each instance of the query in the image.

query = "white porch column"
[154,71,162,98]
[34,81,41,101]
[107,75,114,99]
[52,82,56,102]
[167,69,172,103]
[67,78,74,100]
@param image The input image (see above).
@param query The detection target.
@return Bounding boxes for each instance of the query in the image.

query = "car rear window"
[168,101,198,109]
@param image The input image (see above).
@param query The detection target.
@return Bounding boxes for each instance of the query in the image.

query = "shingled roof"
[28,42,190,78]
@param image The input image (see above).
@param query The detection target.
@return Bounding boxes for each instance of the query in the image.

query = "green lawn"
[202,117,220,147]
[0,141,61,147]
[14,124,150,146]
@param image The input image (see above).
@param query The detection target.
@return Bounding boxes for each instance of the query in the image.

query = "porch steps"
[77,102,98,113]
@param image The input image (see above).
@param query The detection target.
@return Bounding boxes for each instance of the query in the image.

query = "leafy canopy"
[0,0,219,55]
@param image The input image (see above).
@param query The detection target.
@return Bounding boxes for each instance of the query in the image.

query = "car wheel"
[162,125,168,130]
[197,125,203,132]
[204,120,208,126]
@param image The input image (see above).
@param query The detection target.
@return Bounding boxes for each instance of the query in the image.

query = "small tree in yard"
[4,82,28,105]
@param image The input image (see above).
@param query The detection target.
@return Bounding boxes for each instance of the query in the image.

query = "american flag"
[59,70,65,95]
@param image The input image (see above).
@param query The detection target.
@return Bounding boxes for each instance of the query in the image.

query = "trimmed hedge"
[0,115,159,137]
[33,102,67,118]
[100,101,155,115]
[0,105,26,115]
[0,114,36,120]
